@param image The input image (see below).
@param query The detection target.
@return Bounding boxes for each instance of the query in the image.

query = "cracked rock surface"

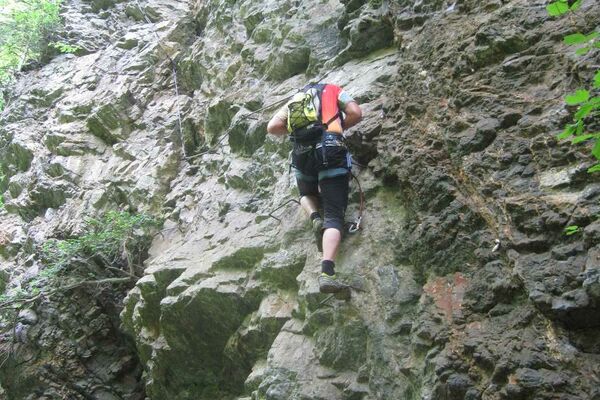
[1,0,599,399]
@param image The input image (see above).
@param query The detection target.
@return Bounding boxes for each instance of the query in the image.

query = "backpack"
[287,84,340,145]
[287,87,321,133]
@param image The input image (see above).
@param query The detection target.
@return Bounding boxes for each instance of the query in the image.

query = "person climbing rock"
[267,83,362,294]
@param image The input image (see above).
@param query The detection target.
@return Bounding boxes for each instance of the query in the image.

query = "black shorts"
[292,142,351,232]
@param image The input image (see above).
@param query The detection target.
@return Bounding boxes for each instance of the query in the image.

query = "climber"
[267,83,362,294]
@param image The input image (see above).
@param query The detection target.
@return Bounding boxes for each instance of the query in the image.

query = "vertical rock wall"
[0,0,599,399]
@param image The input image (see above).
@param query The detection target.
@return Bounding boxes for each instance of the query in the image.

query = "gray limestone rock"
[1,0,600,399]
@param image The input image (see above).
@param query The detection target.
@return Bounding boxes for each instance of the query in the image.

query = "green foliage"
[563,31,599,55]
[0,288,27,304]
[27,263,60,292]
[588,163,600,173]
[548,1,600,173]
[571,133,598,144]
[561,85,600,173]
[1,211,161,314]
[49,41,80,54]
[0,0,62,110]
[564,89,590,105]
[546,0,581,16]
[42,211,162,269]
[564,225,581,235]
[546,1,569,16]
[41,238,81,269]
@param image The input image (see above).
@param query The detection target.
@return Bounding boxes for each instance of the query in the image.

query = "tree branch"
[0,277,133,310]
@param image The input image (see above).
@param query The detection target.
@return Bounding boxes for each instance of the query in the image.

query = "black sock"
[310,212,321,221]
[321,260,335,276]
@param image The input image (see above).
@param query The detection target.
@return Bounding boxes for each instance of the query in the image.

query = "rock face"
[1,0,599,399]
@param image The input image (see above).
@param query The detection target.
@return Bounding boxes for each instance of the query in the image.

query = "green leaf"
[576,119,584,135]
[575,46,590,56]
[569,0,583,10]
[593,139,600,159]
[564,225,580,235]
[572,133,596,144]
[564,33,587,45]
[574,103,594,120]
[546,1,569,16]
[587,32,600,41]
[565,90,590,105]
[558,124,576,139]
[594,70,600,89]
[49,41,80,54]
[588,163,600,173]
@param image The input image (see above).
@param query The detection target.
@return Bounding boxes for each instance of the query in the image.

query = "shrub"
[0,0,62,110]
[0,211,162,313]
[547,0,600,173]
[41,211,162,270]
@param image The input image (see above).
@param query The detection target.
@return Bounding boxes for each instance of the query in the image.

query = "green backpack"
[286,87,321,133]
[286,86,327,145]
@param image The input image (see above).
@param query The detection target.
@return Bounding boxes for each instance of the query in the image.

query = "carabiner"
[348,217,362,233]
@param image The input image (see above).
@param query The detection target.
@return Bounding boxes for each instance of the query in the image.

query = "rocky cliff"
[0,0,599,399]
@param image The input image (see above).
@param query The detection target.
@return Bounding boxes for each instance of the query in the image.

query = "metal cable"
[134,0,186,157]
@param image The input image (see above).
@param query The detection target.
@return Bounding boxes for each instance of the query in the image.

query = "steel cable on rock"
[134,0,186,157]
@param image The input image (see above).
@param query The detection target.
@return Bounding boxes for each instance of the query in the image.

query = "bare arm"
[343,101,362,130]
[267,116,288,136]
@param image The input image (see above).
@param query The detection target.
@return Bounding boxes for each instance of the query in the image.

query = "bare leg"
[319,228,348,294]
[300,195,319,216]
[322,228,341,262]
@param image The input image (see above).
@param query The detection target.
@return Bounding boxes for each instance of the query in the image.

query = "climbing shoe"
[312,217,324,252]
[319,273,349,294]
